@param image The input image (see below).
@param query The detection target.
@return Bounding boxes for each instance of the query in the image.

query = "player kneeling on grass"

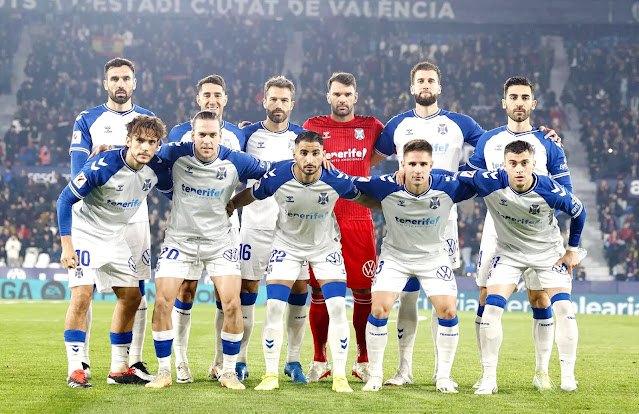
[145,111,273,390]
[57,115,172,388]
[228,131,380,392]
[356,139,476,393]
[453,140,585,395]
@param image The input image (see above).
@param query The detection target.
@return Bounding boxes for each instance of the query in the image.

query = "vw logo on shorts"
[223,248,239,262]
[326,252,343,266]
[436,266,453,281]
[446,239,458,256]
[128,257,137,273]
[142,249,151,266]
[552,265,568,275]
[362,260,377,278]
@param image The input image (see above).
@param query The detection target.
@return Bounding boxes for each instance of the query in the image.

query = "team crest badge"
[318,192,329,205]
[438,124,448,134]
[354,128,365,140]
[430,197,440,209]
[142,179,152,191]
[216,167,227,180]
[529,204,540,214]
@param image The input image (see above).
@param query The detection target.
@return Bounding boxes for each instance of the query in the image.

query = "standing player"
[167,75,245,383]
[58,115,172,388]
[69,58,155,380]
[145,111,272,390]
[464,76,573,390]
[358,139,476,393]
[455,140,585,394]
[231,76,309,383]
[303,72,384,382]
[228,131,380,392]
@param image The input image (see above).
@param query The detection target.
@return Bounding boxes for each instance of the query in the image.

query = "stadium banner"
[10,165,71,184]
[1,278,638,315]
[2,0,639,24]
[599,178,639,199]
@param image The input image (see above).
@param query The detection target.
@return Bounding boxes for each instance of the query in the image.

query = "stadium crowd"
[0,13,619,281]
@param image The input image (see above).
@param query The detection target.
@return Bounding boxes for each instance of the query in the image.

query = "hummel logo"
[265,339,274,349]
[90,157,108,171]
[398,328,404,339]
[71,346,79,353]
[340,338,348,349]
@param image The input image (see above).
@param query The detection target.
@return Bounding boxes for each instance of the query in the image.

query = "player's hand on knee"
[392,168,406,186]
[539,125,562,146]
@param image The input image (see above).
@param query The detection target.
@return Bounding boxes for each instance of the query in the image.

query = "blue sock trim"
[551,293,571,304]
[64,329,86,343]
[321,281,347,299]
[438,316,459,327]
[288,292,308,306]
[222,339,241,356]
[216,301,223,310]
[367,314,388,327]
[240,292,258,306]
[402,277,420,292]
[154,338,173,358]
[139,280,146,297]
[110,331,133,345]
[174,298,193,310]
[532,306,553,319]
[486,294,507,309]
[477,305,485,317]
[266,284,292,302]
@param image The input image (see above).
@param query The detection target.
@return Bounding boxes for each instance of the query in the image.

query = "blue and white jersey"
[167,119,246,151]
[156,142,270,244]
[455,170,586,254]
[355,174,475,261]
[242,121,305,230]
[466,126,572,190]
[57,149,172,240]
[374,109,484,170]
[70,104,155,223]
[251,160,359,250]
[71,104,155,157]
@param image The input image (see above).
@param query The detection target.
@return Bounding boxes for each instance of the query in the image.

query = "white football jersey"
[251,161,359,250]
[241,122,305,230]
[71,104,155,223]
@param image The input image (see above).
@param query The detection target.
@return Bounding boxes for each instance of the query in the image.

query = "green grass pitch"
[1,301,638,413]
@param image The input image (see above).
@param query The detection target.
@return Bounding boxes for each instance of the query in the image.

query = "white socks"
[172,298,193,367]
[532,306,554,373]
[552,295,578,382]
[129,294,147,366]
[396,289,419,374]
[365,315,388,379]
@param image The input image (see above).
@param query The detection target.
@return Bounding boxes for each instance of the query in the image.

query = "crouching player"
[357,139,476,393]
[228,131,380,392]
[145,111,273,390]
[58,115,172,387]
[455,140,585,394]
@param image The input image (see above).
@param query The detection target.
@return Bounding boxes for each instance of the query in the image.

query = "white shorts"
[372,250,457,297]
[264,242,338,282]
[68,235,140,293]
[155,230,241,280]
[240,227,307,281]
[487,249,571,290]
[125,221,152,280]
[443,211,460,270]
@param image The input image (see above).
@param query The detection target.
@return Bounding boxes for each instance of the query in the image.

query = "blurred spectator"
[5,234,21,267]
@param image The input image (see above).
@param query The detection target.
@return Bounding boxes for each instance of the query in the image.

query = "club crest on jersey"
[436,266,454,281]
[116,184,124,192]
[318,192,329,205]
[354,128,365,140]
[529,204,540,214]
[430,197,440,209]
[286,195,294,203]
[142,179,152,191]
[326,251,343,266]
[323,131,331,139]
[185,166,193,174]
[438,124,448,135]
[398,200,406,207]
[216,167,227,180]
[73,172,87,189]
